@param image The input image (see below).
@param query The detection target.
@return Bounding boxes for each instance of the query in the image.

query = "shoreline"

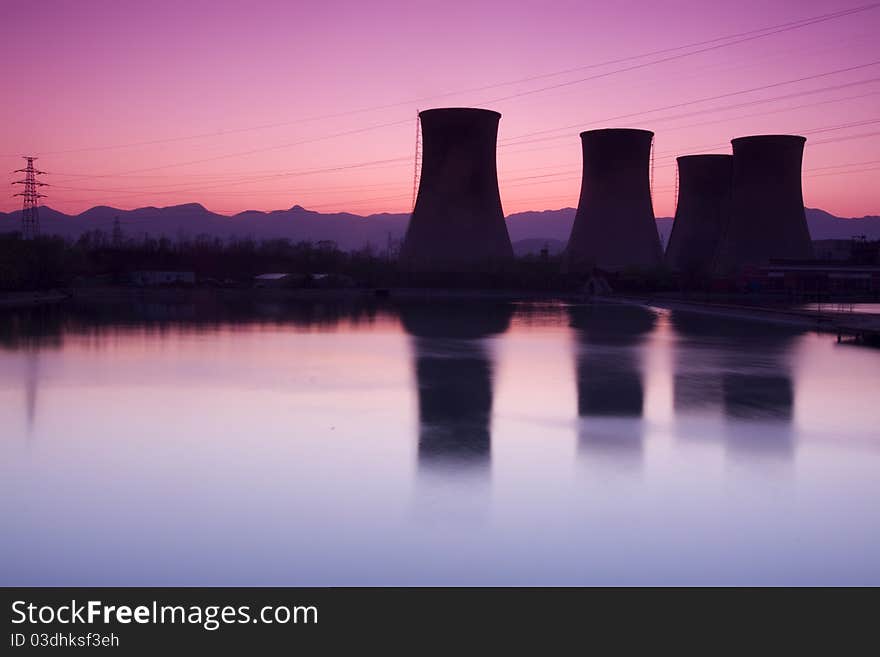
[2,286,878,346]
[2,285,878,325]
[615,295,880,343]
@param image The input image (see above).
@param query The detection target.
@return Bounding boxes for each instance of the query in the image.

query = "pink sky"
[2,0,879,218]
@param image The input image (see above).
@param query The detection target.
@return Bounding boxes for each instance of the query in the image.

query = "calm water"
[1,297,879,586]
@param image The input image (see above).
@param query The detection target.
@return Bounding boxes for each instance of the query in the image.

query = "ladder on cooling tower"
[411,110,422,213]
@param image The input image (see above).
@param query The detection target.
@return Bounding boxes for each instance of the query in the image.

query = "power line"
[6,2,876,159]
[41,144,880,214]
[42,73,880,195]
[502,80,880,153]
[46,118,880,203]
[40,156,414,200]
[501,61,880,147]
[477,5,880,107]
[103,118,413,176]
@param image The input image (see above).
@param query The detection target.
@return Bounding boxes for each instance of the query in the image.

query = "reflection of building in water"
[0,297,389,342]
[24,349,38,436]
[568,304,655,459]
[0,308,59,439]
[0,299,391,440]
[400,303,512,472]
[669,310,802,457]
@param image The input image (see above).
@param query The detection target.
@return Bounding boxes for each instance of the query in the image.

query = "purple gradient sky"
[2,0,879,217]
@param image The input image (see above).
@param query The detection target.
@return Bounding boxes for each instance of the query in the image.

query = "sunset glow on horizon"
[2,0,879,218]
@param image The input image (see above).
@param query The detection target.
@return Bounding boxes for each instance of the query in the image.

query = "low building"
[747,263,880,295]
[129,271,195,286]
[311,273,355,288]
[813,238,880,264]
[254,273,307,288]
[813,239,854,262]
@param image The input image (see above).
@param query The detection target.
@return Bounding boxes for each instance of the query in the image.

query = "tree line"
[0,229,568,291]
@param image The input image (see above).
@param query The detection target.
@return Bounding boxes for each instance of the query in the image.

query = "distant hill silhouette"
[1,204,877,253]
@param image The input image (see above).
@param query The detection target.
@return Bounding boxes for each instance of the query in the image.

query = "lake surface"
[2,296,879,586]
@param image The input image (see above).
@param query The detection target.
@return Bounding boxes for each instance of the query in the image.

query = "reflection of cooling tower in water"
[668,311,726,413]
[715,135,813,274]
[568,304,655,456]
[722,351,797,459]
[665,155,732,274]
[670,311,799,418]
[722,370,794,422]
[400,303,512,469]
[399,108,514,273]
[563,129,662,273]
[669,310,802,458]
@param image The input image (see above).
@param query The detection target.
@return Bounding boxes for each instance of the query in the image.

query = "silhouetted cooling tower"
[399,108,514,272]
[715,135,813,273]
[563,128,662,273]
[665,154,732,274]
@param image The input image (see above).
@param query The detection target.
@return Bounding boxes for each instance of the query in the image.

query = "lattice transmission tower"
[673,163,679,215]
[410,110,422,213]
[13,157,47,240]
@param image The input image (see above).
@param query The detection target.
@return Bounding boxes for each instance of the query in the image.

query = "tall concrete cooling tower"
[563,128,662,273]
[715,135,813,273]
[399,108,514,272]
[665,154,733,274]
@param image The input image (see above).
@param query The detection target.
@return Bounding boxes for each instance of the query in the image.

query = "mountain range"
[1,204,878,255]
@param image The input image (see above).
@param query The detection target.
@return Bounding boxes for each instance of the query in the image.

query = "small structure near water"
[129,271,195,286]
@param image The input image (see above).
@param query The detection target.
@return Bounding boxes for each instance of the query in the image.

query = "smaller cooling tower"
[715,135,813,273]
[665,154,733,273]
[563,128,662,273]
[399,108,514,273]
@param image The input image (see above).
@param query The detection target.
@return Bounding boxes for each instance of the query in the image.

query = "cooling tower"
[399,108,514,272]
[563,128,662,273]
[665,154,732,274]
[715,135,813,273]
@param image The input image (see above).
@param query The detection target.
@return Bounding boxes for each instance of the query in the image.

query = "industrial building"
[813,238,880,264]
[563,128,663,273]
[744,262,880,295]
[715,135,814,274]
[665,154,733,274]
[399,108,514,273]
[128,270,195,286]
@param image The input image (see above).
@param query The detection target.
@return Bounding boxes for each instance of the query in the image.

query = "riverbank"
[5,285,880,346]
[4,284,879,309]
[60,286,587,304]
[0,290,70,308]
[615,295,880,344]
